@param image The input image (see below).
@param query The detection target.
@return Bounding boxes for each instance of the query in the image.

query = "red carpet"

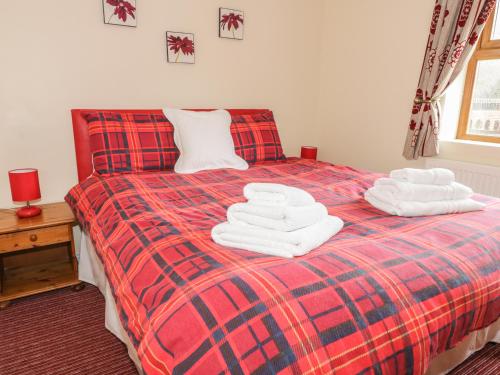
[0,284,497,375]
[449,342,499,375]
[0,285,137,375]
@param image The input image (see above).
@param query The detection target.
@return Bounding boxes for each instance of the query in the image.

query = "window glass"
[491,5,500,40]
[466,59,500,137]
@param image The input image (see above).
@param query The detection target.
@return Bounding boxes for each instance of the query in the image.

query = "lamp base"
[16,205,42,218]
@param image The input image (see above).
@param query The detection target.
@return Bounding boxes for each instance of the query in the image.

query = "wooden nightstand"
[0,202,82,309]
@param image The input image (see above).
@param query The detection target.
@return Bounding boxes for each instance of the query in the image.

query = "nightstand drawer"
[0,224,71,254]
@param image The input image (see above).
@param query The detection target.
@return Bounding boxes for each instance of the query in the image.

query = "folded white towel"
[374,178,473,202]
[390,168,455,185]
[244,183,315,207]
[212,215,344,258]
[365,188,485,217]
[227,202,328,232]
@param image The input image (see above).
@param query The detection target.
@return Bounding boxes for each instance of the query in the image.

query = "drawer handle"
[30,234,38,242]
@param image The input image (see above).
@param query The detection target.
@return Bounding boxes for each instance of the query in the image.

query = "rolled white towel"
[227,202,328,232]
[212,215,344,258]
[243,183,315,207]
[390,168,455,185]
[374,178,473,202]
[364,188,485,217]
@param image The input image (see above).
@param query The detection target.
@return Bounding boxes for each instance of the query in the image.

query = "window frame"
[457,3,500,144]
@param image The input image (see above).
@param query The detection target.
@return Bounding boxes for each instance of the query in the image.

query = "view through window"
[458,1,500,143]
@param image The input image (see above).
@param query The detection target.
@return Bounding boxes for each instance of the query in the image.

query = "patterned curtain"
[403,0,496,160]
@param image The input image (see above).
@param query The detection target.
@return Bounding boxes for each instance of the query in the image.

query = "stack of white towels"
[212,183,344,258]
[364,168,485,217]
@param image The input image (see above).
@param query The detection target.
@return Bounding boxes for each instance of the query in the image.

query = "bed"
[67,109,499,375]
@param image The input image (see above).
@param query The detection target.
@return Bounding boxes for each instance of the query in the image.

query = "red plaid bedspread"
[66,158,500,375]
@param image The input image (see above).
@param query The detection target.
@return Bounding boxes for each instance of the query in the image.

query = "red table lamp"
[8,168,42,218]
[301,146,318,160]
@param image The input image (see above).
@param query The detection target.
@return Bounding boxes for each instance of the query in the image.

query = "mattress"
[66,158,500,374]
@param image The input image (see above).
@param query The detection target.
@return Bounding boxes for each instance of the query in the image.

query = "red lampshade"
[8,168,41,202]
[301,146,318,160]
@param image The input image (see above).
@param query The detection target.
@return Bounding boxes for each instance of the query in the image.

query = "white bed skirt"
[79,233,498,375]
[79,233,144,374]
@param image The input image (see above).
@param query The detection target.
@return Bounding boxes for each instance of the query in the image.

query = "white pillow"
[163,108,249,174]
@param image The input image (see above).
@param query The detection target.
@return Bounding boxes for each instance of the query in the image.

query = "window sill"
[438,138,500,167]
[439,138,500,148]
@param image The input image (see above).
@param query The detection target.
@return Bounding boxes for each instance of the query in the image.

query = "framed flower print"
[166,32,195,64]
[219,8,244,40]
[103,0,137,27]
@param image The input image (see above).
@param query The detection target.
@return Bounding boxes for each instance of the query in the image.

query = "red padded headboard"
[71,109,269,182]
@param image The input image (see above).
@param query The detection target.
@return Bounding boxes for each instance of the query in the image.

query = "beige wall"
[0,0,324,207]
[315,0,435,172]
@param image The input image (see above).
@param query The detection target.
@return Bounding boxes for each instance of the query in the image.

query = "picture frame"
[102,0,137,27]
[166,31,195,64]
[219,8,244,40]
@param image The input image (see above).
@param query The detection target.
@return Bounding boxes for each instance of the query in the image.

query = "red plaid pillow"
[86,112,179,175]
[231,111,286,163]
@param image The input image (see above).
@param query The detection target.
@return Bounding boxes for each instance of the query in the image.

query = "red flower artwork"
[106,0,136,23]
[168,36,194,55]
[220,13,244,31]
[167,33,195,63]
[220,9,244,39]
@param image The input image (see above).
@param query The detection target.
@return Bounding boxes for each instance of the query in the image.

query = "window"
[457,2,500,143]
